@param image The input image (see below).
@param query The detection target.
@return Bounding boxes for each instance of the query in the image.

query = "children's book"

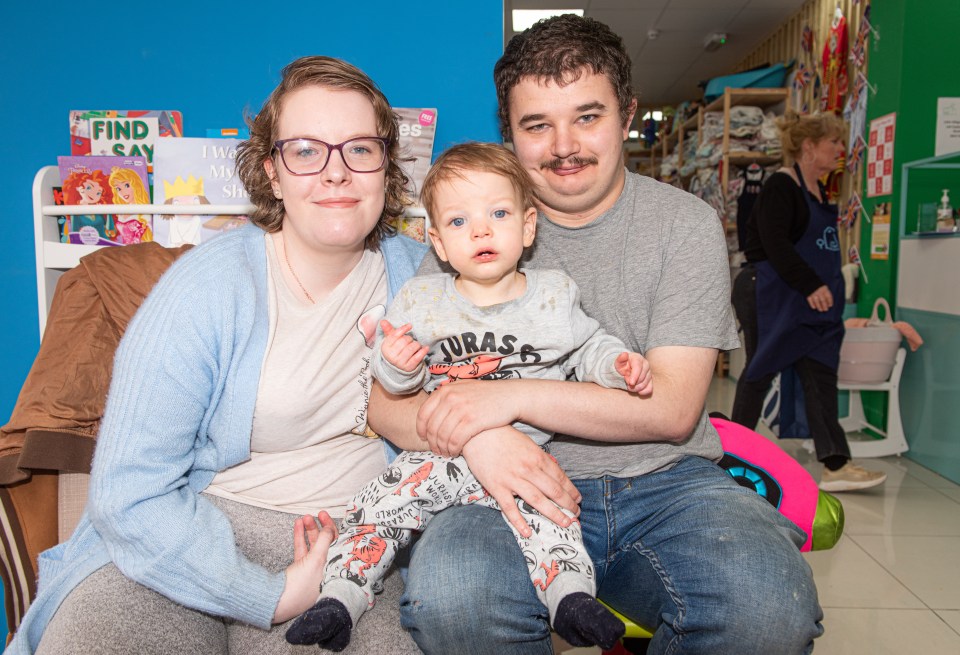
[56,155,151,246]
[69,110,183,171]
[206,127,250,139]
[394,108,438,205]
[385,108,437,242]
[152,137,249,247]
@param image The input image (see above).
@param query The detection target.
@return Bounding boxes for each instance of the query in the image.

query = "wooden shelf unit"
[661,109,702,183]
[625,145,659,178]
[702,87,788,204]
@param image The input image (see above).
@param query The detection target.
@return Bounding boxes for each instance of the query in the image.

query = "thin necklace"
[280,232,315,305]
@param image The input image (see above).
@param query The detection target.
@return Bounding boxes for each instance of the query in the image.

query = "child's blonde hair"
[420,142,537,221]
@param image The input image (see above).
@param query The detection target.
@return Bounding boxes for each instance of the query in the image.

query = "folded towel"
[893,321,924,351]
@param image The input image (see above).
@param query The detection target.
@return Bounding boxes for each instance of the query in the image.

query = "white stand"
[837,347,909,457]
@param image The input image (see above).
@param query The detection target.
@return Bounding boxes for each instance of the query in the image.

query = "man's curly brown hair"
[494,14,635,141]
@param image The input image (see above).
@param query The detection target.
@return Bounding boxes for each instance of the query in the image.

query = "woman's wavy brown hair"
[235,56,409,249]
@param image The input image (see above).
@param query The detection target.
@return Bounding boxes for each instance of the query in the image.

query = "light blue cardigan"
[9,224,427,653]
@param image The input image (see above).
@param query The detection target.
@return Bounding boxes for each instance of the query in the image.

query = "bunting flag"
[840,193,864,229]
[851,22,868,68]
[844,74,870,155]
[847,135,867,174]
[850,72,867,104]
[852,4,875,68]
[793,63,814,92]
[848,245,861,264]
[849,245,869,284]
[801,25,814,54]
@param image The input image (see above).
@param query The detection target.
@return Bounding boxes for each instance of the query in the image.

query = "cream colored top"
[205,235,389,517]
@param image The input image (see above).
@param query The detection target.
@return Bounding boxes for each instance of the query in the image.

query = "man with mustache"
[372,14,824,655]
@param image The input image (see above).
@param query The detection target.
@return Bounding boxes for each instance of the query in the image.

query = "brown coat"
[0,242,191,638]
[0,242,192,483]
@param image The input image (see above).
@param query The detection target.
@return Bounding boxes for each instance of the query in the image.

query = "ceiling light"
[704,33,728,52]
[512,9,584,32]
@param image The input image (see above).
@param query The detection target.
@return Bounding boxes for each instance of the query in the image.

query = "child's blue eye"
[492,209,507,219]
[451,217,465,227]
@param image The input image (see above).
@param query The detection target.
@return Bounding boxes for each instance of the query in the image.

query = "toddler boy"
[286,143,652,651]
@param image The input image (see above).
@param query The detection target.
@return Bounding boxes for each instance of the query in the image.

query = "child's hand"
[380,320,429,372]
[615,352,653,396]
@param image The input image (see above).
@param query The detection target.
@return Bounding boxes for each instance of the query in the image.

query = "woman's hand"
[461,426,581,538]
[417,379,523,457]
[273,511,338,624]
[806,285,834,312]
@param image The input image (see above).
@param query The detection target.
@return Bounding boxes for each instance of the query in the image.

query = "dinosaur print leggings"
[319,450,596,626]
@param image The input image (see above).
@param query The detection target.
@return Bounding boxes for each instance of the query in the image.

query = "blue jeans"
[400,456,823,655]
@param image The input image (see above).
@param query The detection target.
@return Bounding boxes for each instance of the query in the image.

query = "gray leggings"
[37,494,421,655]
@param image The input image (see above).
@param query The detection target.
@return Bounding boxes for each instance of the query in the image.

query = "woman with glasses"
[10,56,427,655]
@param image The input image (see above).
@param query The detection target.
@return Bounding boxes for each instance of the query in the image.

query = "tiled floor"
[553,374,960,654]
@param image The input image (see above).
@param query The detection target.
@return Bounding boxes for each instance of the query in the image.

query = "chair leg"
[846,348,909,457]
[838,389,866,433]
[885,378,908,454]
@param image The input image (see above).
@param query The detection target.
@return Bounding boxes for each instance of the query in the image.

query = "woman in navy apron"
[731,111,885,492]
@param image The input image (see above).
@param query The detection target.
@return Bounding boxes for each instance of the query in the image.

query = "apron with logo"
[744,164,844,381]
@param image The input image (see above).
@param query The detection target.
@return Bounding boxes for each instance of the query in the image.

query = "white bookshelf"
[32,165,254,335]
[32,166,431,336]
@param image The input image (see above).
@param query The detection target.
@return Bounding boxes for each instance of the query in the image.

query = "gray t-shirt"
[419,170,739,478]
[372,269,630,446]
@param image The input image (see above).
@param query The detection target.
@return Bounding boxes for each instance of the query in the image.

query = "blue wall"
[0,2,503,422]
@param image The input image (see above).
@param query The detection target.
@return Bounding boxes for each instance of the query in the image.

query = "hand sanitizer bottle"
[936,189,955,232]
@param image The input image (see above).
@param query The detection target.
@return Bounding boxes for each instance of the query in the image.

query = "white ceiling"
[504,0,807,109]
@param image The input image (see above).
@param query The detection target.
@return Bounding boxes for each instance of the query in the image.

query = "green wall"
[859,0,960,482]
[859,0,960,301]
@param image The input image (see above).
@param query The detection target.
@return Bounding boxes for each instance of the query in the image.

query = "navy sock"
[284,598,353,652]
[553,592,626,650]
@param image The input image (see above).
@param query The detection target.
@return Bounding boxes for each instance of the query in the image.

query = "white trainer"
[819,461,887,492]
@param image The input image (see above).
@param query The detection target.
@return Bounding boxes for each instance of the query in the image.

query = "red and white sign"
[866,112,896,198]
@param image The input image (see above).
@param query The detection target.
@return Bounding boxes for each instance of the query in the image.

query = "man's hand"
[461,426,581,538]
[615,352,653,395]
[273,511,338,624]
[380,320,429,373]
[417,379,523,457]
